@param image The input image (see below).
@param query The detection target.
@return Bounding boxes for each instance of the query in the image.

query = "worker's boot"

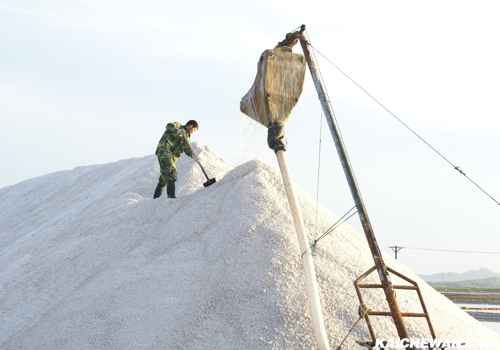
[153,183,166,199]
[166,180,176,199]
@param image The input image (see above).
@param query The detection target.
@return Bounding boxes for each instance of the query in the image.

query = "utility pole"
[389,246,404,260]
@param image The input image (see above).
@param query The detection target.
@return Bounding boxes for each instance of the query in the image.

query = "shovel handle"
[182,134,210,181]
[181,134,197,159]
[197,160,210,180]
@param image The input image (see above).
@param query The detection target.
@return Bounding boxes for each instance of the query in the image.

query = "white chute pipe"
[275,149,331,350]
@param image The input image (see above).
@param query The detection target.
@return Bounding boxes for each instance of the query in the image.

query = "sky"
[1,0,499,276]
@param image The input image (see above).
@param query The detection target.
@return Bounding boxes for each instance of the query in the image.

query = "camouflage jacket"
[156,122,194,161]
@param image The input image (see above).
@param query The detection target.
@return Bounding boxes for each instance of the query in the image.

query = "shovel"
[182,134,216,187]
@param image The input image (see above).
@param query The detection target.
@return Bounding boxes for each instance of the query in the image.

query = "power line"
[309,44,500,208]
[394,246,500,254]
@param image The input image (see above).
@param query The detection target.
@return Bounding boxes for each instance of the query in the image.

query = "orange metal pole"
[295,24,410,340]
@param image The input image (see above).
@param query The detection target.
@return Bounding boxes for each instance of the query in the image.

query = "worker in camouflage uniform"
[153,120,198,199]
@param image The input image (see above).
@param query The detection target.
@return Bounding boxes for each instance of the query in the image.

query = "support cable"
[336,303,371,350]
[404,246,500,254]
[303,205,358,257]
[308,45,500,207]
[315,108,323,238]
[304,30,368,211]
[306,29,365,241]
[306,30,345,143]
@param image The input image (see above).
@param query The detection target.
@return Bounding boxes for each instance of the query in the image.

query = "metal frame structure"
[354,266,436,343]
[283,25,438,344]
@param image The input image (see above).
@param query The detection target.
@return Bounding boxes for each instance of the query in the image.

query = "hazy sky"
[1,0,499,275]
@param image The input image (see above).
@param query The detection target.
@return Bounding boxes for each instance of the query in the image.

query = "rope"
[302,205,358,257]
[308,44,500,207]
[306,28,365,244]
[305,29,367,211]
[314,108,323,237]
[336,304,371,350]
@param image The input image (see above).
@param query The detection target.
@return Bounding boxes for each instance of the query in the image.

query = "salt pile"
[1,142,498,349]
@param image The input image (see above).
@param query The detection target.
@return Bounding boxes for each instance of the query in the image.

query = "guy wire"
[309,44,500,207]
[315,107,323,238]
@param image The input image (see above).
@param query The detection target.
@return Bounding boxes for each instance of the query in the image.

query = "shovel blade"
[203,178,216,187]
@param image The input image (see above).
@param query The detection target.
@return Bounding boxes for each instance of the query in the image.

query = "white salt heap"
[1,142,498,349]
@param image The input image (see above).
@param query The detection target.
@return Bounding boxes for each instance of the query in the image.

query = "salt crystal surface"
[0,142,498,349]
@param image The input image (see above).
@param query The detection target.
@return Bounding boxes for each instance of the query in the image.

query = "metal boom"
[294,25,410,340]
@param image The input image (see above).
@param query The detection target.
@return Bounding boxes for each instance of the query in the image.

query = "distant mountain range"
[419,268,500,283]
[427,277,500,289]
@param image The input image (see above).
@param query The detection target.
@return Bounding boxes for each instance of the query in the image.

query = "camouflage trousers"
[157,149,178,185]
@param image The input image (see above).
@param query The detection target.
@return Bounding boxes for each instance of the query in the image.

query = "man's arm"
[183,138,194,158]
